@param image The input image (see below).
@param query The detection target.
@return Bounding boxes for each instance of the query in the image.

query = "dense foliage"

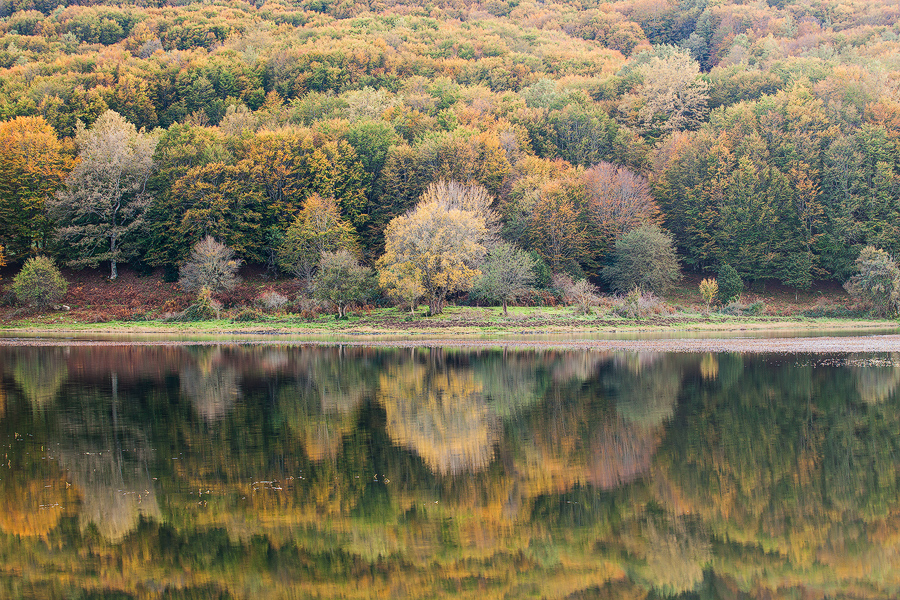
[11,254,67,307]
[0,0,897,296]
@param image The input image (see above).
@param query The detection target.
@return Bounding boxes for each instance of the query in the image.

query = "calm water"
[1,343,899,599]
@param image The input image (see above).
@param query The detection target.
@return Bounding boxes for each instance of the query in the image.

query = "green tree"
[472,242,536,316]
[50,110,157,280]
[13,256,68,309]
[313,250,373,318]
[716,264,743,304]
[602,225,681,294]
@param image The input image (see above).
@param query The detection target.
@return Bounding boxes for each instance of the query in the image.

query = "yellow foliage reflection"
[379,360,499,475]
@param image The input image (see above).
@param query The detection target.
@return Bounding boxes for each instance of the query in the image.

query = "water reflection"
[0,344,898,599]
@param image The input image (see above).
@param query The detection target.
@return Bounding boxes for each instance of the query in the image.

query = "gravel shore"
[2,333,900,353]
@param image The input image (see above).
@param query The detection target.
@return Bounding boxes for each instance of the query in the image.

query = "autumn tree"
[50,110,157,279]
[472,242,536,316]
[699,278,717,313]
[312,250,373,318]
[528,178,587,274]
[378,180,490,315]
[277,194,359,284]
[583,161,660,256]
[0,116,71,259]
[620,46,709,135]
[158,160,269,265]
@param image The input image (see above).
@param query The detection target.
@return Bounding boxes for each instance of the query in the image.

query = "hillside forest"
[1,0,900,304]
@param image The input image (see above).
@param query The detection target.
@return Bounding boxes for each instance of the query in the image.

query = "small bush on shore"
[231,307,268,322]
[255,290,289,312]
[612,288,672,319]
[178,237,241,294]
[13,256,68,309]
[720,300,765,316]
[165,288,222,322]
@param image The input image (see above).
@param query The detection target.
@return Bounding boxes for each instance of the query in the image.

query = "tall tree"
[378,180,489,315]
[583,161,660,257]
[0,116,72,260]
[528,178,587,274]
[50,111,157,279]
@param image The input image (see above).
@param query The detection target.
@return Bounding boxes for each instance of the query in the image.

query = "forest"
[0,0,899,310]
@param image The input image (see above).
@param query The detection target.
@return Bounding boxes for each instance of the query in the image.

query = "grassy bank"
[0,266,895,338]
[2,304,896,338]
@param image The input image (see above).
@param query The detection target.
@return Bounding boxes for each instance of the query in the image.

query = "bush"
[602,225,681,294]
[844,246,900,318]
[720,300,765,316]
[612,288,671,319]
[716,264,743,304]
[231,307,268,322]
[799,303,869,319]
[255,290,289,312]
[13,256,68,309]
[178,236,242,293]
[552,273,599,315]
[165,288,222,322]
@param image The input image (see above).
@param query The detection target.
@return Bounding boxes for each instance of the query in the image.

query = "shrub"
[13,256,68,309]
[165,288,222,322]
[844,246,900,318]
[800,304,869,319]
[602,225,681,294]
[613,288,671,319]
[178,236,242,294]
[255,290,289,312]
[231,307,267,322]
[720,300,766,316]
[552,273,599,315]
[716,264,743,304]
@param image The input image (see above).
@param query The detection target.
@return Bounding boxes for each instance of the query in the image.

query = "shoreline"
[0,317,899,353]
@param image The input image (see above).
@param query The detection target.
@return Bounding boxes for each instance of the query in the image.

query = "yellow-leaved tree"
[378,180,493,315]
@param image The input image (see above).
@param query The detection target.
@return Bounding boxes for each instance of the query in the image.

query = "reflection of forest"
[1,346,900,599]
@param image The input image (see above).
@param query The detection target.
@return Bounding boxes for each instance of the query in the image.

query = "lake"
[1,341,899,599]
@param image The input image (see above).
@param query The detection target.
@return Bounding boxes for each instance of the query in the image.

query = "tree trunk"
[429,296,443,316]
[110,235,118,280]
[502,298,508,317]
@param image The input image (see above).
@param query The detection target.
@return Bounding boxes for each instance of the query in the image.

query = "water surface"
[1,343,899,599]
